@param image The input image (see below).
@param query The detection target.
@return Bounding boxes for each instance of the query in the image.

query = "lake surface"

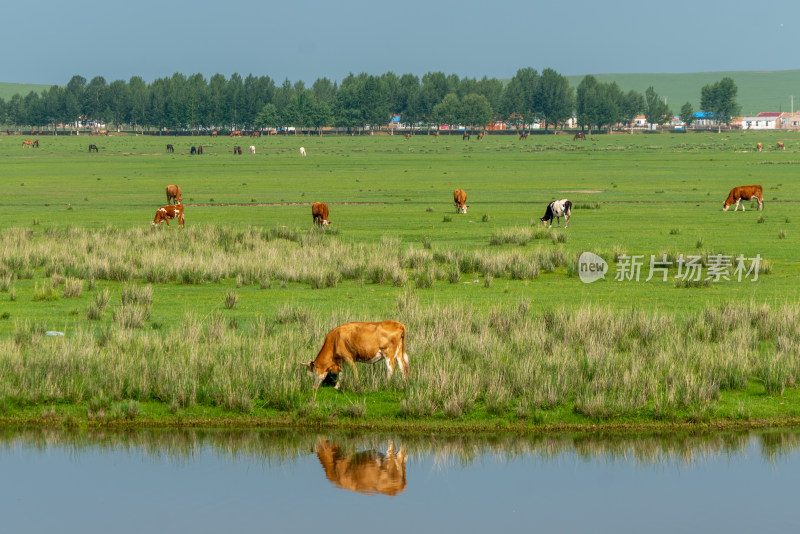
[1,427,798,533]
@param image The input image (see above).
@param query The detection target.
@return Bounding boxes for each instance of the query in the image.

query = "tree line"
[0,69,739,133]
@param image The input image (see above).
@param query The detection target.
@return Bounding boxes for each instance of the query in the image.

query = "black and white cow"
[540,199,572,228]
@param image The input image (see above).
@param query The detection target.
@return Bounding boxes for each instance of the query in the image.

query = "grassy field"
[1,130,799,429]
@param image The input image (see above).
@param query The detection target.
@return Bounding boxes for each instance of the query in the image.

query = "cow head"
[460,205,469,214]
[540,217,549,227]
[322,219,330,227]
[722,202,730,212]
[300,361,328,389]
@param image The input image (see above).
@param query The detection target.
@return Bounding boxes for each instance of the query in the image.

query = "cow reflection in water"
[315,440,407,496]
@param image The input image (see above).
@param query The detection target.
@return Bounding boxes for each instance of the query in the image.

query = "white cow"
[300,147,306,157]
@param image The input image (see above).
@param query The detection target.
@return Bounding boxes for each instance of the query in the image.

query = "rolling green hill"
[565,70,800,116]
[0,82,54,101]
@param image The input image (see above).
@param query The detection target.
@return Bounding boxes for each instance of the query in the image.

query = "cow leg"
[565,215,570,229]
[384,356,395,380]
[336,357,359,390]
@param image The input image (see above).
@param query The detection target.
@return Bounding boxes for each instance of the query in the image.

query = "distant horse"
[190,146,197,155]
[777,141,785,151]
[234,146,242,155]
[88,144,99,152]
[22,140,38,148]
[166,144,174,153]
[477,132,484,140]
[404,133,410,139]
[250,131,261,138]
[249,145,255,154]
[197,145,203,155]
[574,132,586,141]
[462,131,470,141]
[230,130,243,137]
[519,132,528,140]
[757,142,763,152]
[211,131,218,137]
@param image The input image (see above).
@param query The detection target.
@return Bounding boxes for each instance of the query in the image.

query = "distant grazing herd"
[16,135,777,390]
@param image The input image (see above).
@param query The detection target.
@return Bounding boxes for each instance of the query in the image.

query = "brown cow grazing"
[757,142,763,152]
[777,141,785,150]
[315,440,407,496]
[519,132,529,140]
[88,144,98,152]
[151,204,184,228]
[301,320,409,390]
[312,201,330,226]
[165,184,182,205]
[166,144,174,153]
[574,132,586,140]
[723,185,763,212]
[453,189,469,214]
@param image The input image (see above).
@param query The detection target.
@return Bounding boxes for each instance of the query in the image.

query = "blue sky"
[6,0,800,85]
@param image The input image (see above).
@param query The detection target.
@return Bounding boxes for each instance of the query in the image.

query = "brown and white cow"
[165,184,182,205]
[312,201,330,226]
[151,204,185,228]
[301,320,409,390]
[453,189,469,214]
[723,185,763,212]
[315,440,407,496]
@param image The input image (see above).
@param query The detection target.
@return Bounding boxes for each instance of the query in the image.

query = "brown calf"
[151,204,185,227]
[312,201,330,226]
[453,189,469,214]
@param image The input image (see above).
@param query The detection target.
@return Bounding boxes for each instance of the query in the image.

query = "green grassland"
[0,81,54,101]
[1,130,800,430]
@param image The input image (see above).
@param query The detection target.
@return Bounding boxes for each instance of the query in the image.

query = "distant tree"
[644,86,672,131]
[504,67,539,131]
[106,80,130,131]
[679,102,695,130]
[433,93,461,133]
[700,77,740,132]
[460,93,493,131]
[128,76,149,131]
[254,103,280,131]
[620,90,644,133]
[83,76,107,122]
[536,68,574,132]
[575,75,599,131]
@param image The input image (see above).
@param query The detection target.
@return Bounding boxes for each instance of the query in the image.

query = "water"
[0,428,798,533]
